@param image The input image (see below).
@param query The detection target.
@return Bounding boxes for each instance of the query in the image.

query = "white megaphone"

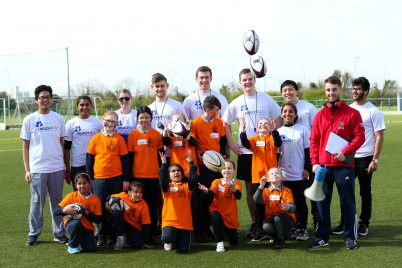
[304,164,327,202]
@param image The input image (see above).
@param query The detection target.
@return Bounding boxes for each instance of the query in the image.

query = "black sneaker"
[358,224,368,236]
[331,224,343,235]
[54,235,69,244]
[26,236,38,246]
[308,239,329,248]
[274,239,286,249]
[245,222,256,238]
[97,236,107,246]
[251,228,269,242]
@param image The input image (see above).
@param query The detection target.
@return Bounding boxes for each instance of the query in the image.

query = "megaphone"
[304,164,327,202]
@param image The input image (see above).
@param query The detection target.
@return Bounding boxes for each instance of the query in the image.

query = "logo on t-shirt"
[74,126,82,132]
[240,105,248,112]
[195,100,202,110]
[35,121,57,131]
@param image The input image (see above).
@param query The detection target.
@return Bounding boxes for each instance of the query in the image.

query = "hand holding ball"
[166,118,190,139]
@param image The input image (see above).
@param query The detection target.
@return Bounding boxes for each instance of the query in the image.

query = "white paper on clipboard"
[325,132,349,155]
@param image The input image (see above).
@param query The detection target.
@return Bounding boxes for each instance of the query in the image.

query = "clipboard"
[325,132,354,164]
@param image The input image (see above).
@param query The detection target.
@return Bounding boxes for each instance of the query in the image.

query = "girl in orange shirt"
[253,167,296,249]
[54,173,102,254]
[199,159,242,253]
[159,150,198,253]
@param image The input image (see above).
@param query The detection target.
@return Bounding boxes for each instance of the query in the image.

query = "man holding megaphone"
[308,76,365,250]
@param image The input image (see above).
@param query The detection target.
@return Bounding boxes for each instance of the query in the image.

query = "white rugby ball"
[64,203,85,220]
[167,118,190,138]
[250,55,267,78]
[203,150,225,172]
[109,196,124,211]
[243,30,260,55]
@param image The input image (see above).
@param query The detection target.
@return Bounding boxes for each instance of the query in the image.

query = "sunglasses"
[118,97,131,102]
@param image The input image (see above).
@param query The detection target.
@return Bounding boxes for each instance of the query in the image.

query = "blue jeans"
[66,219,96,252]
[162,226,192,253]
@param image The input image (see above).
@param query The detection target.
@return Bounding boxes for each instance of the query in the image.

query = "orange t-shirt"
[127,128,163,178]
[190,116,225,158]
[262,186,296,223]
[209,178,242,229]
[167,135,199,177]
[112,192,151,231]
[58,191,102,231]
[87,132,128,179]
[162,182,193,230]
[248,135,279,183]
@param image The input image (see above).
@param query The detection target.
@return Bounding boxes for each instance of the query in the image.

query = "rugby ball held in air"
[243,30,260,55]
[167,118,190,139]
[250,55,267,78]
[203,150,225,172]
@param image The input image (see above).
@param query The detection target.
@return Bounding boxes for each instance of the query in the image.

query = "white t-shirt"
[222,92,281,145]
[115,109,137,141]
[278,124,310,181]
[20,111,66,173]
[349,101,386,158]
[183,89,228,120]
[65,116,103,167]
[295,100,317,130]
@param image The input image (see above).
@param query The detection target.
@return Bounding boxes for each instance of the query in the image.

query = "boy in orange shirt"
[190,95,227,242]
[107,182,153,250]
[159,150,198,253]
[253,167,296,249]
[54,173,102,254]
[199,159,242,253]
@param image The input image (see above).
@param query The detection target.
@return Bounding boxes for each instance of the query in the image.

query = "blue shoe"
[308,239,329,248]
[26,236,38,246]
[67,246,80,254]
[346,238,358,250]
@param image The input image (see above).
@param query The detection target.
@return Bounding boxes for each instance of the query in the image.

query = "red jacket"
[310,103,365,168]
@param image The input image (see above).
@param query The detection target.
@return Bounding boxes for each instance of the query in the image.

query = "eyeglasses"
[104,119,117,124]
[118,97,131,102]
[38,96,51,101]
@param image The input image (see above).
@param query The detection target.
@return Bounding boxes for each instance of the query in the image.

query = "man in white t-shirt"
[222,68,281,239]
[332,77,385,236]
[21,85,68,246]
[183,66,228,120]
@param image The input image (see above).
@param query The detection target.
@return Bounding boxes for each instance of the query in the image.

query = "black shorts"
[236,154,252,182]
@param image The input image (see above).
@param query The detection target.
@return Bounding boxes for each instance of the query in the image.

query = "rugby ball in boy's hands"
[250,55,267,78]
[64,204,85,220]
[203,150,225,172]
[108,197,124,211]
[243,30,260,55]
[167,118,190,138]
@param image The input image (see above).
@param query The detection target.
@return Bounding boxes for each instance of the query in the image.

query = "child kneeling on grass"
[54,173,102,254]
[199,159,242,253]
[253,167,296,249]
[106,181,153,251]
[159,150,198,253]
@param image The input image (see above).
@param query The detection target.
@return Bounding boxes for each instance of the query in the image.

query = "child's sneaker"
[216,241,225,253]
[358,224,368,236]
[296,229,309,241]
[54,235,69,244]
[245,222,256,238]
[114,236,124,251]
[308,239,329,248]
[274,239,286,249]
[67,246,80,254]
[290,228,299,240]
[26,236,38,246]
[346,238,358,250]
[331,224,343,235]
[164,243,172,251]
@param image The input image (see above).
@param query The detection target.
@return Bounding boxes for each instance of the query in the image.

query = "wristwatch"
[372,159,379,164]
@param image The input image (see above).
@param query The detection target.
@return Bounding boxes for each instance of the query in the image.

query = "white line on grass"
[0,149,22,152]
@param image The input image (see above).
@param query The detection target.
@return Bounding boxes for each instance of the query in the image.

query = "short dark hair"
[281,102,299,123]
[352,77,370,91]
[129,181,144,192]
[34,85,53,100]
[224,159,236,170]
[196,66,212,78]
[76,95,92,107]
[238,68,255,81]
[203,95,221,111]
[324,76,342,87]
[74,173,91,183]
[280,80,299,92]
[137,106,153,121]
[152,73,167,84]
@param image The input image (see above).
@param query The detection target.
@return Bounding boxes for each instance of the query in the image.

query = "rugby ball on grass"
[166,118,190,139]
[243,30,260,55]
[64,203,85,220]
[203,150,225,172]
[108,196,124,211]
[250,55,267,78]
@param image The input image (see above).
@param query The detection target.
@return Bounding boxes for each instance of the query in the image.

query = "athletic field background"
[0,114,401,267]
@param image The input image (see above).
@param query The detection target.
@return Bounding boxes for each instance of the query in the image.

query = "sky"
[0,0,400,98]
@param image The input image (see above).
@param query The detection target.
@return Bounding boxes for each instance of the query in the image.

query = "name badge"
[137,139,147,145]
[256,141,266,147]
[210,132,219,139]
[270,195,280,201]
[173,140,183,147]
[218,184,225,193]
[123,202,129,211]
[170,186,178,192]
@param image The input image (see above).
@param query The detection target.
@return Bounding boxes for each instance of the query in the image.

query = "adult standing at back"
[308,76,365,250]
[21,85,68,246]
[183,66,228,120]
[115,89,137,142]
[331,77,385,236]
[222,68,281,238]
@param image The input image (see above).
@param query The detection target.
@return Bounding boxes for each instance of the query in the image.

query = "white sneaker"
[216,241,225,253]
[114,236,124,251]
[164,243,172,251]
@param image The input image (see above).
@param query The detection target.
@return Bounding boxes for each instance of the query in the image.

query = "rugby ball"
[64,203,85,220]
[166,118,190,138]
[250,55,267,78]
[203,150,225,172]
[109,196,124,211]
[243,30,260,55]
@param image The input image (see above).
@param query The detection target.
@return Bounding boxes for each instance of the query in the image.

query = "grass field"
[1,114,401,268]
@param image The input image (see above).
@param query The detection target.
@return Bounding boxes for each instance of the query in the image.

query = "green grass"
[1,114,402,267]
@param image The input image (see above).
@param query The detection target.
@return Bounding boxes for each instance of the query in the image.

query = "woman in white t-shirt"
[115,89,137,142]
